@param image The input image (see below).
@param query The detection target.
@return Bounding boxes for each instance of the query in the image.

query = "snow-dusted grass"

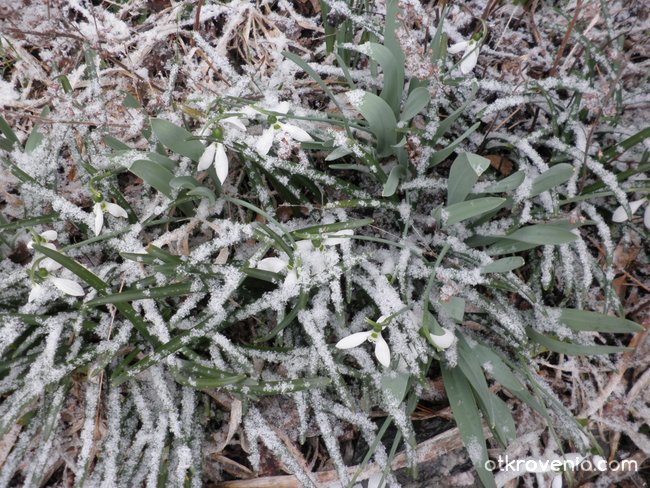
[0,1,649,487]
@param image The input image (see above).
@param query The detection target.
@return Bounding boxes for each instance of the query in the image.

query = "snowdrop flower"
[27,230,61,272]
[429,327,455,350]
[93,200,128,236]
[29,275,85,302]
[336,315,391,367]
[198,142,229,184]
[256,256,288,274]
[253,102,313,156]
[612,198,650,229]
[322,229,353,246]
[448,36,481,75]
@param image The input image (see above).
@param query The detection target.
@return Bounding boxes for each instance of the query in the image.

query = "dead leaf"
[486,154,513,176]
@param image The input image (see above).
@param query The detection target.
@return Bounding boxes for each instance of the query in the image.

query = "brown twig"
[549,0,583,77]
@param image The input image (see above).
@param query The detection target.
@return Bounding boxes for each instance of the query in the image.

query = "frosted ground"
[0,0,649,487]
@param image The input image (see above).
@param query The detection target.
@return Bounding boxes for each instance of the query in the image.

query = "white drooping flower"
[197,142,229,184]
[336,315,391,367]
[93,201,128,236]
[253,102,313,156]
[429,327,455,350]
[256,257,288,274]
[448,37,481,75]
[29,276,85,302]
[611,198,650,229]
[27,230,61,271]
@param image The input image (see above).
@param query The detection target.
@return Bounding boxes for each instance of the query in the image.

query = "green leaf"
[439,297,465,322]
[85,282,194,306]
[103,135,130,151]
[558,309,643,334]
[443,197,506,226]
[447,152,491,205]
[352,91,397,157]
[481,170,525,193]
[382,165,407,197]
[441,364,497,488]
[381,371,410,404]
[480,257,525,274]
[526,327,630,356]
[169,176,199,190]
[364,42,403,116]
[500,224,578,245]
[25,107,49,153]
[150,118,205,162]
[325,145,353,161]
[530,164,575,197]
[187,186,216,204]
[0,115,19,151]
[430,122,481,167]
[400,86,431,122]
[129,159,174,197]
[457,337,516,447]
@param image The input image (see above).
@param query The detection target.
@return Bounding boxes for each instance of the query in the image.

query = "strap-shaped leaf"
[530,163,575,197]
[442,197,506,226]
[447,152,491,205]
[349,91,397,157]
[364,42,403,117]
[129,159,174,197]
[401,86,431,122]
[441,363,497,488]
[150,118,204,162]
[481,170,525,193]
[558,308,643,333]
[527,327,630,355]
[480,256,525,274]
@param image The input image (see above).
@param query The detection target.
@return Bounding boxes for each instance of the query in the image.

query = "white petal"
[221,116,247,132]
[255,127,276,156]
[94,203,104,236]
[40,230,58,241]
[256,257,287,274]
[28,284,45,302]
[374,334,391,367]
[42,242,57,251]
[644,203,650,230]
[335,331,372,349]
[283,269,298,288]
[376,315,389,324]
[459,41,479,75]
[612,198,645,222]
[27,240,34,249]
[448,40,469,54]
[104,202,128,219]
[270,101,291,115]
[50,277,85,296]
[322,229,354,246]
[430,328,455,349]
[41,257,62,272]
[214,143,229,184]
[197,143,217,171]
[279,123,313,142]
[551,474,563,488]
